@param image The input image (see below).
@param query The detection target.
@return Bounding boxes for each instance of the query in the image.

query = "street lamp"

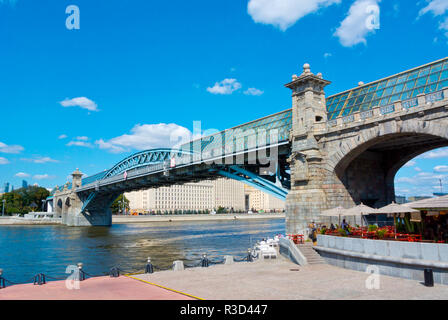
[2,199,5,216]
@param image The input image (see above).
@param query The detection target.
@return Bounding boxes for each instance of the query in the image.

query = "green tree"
[0,186,50,215]
[110,194,130,215]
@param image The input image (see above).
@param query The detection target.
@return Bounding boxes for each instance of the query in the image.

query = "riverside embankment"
[112,213,285,224]
[0,213,285,225]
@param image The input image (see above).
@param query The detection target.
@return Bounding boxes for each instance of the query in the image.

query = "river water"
[0,218,284,284]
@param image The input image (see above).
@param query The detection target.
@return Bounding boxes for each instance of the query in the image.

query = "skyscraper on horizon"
[3,182,10,193]
[22,180,28,189]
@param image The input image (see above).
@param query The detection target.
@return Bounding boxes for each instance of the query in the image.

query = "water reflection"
[0,219,284,283]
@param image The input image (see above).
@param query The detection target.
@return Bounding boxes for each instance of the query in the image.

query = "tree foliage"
[110,194,130,214]
[0,186,50,215]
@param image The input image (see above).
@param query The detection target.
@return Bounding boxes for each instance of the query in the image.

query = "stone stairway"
[297,243,326,265]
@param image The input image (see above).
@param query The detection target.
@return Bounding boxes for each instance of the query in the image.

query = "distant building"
[22,180,28,189]
[3,182,10,193]
[395,196,407,204]
[408,196,432,202]
[125,178,245,213]
[244,185,285,212]
[434,193,448,197]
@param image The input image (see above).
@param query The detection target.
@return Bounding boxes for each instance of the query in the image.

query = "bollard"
[201,254,209,268]
[77,263,85,281]
[0,269,5,289]
[224,256,234,265]
[172,260,184,271]
[424,268,434,287]
[247,248,253,262]
[110,267,120,278]
[145,257,154,274]
[33,273,46,285]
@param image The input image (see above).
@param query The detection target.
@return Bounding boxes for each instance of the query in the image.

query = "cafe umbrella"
[376,202,420,239]
[343,203,378,237]
[320,206,346,226]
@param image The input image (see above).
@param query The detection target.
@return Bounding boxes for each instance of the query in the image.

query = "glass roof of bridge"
[326,57,448,120]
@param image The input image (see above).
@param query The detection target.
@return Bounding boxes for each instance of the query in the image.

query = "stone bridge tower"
[285,64,340,236]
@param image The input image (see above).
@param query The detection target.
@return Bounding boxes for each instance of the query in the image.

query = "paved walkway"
[1,256,448,300]
[133,256,448,300]
[0,276,195,300]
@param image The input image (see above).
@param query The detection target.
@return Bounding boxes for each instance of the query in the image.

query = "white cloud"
[33,174,55,180]
[419,0,448,17]
[60,97,99,112]
[434,165,448,173]
[0,157,9,165]
[75,136,89,141]
[0,141,24,154]
[15,172,30,178]
[21,156,59,164]
[419,147,448,159]
[403,160,416,167]
[244,88,264,96]
[58,134,68,139]
[247,0,340,31]
[207,79,242,95]
[67,141,94,148]
[323,52,332,59]
[96,123,192,154]
[334,0,381,47]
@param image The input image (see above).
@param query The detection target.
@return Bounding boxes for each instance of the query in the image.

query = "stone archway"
[328,121,448,208]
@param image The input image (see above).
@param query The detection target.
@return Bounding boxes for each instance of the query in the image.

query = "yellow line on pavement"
[124,274,204,300]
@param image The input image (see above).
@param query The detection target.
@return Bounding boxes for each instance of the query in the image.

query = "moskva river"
[0,218,284,284]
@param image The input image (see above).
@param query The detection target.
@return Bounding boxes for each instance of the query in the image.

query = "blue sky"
[0,0,447,197]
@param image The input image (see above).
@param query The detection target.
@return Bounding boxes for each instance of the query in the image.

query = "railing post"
[417,93,426,106]
[443,87,448,101]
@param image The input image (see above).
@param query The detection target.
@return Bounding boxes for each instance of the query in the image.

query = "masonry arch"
[329,120,448,208]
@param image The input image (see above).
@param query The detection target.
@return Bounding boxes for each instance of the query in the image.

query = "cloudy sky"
[0,0,447,196]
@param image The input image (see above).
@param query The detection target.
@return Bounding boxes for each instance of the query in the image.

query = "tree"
[110,194,130,215]
[0,186,50,215]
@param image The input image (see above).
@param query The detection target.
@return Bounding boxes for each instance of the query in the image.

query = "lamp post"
[2,199,5,216]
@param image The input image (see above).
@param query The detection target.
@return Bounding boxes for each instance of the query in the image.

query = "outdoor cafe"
[316,195,448,244]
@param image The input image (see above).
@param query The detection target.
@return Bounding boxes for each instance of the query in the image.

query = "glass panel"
[374,89,385,99]
[335,101,345,111]
[437,79,448,90]
[346,98,355,107]
[364,92,374,103]
[368,83,378,92]
[419,67,430,77]
[416,76,428,87]
[424,84,437,93]
[428,72,440,84]
[370,99,380,107]
[352,105,360,113]
[360,87,368,94]
[386,78,397,87]
[440,70,448,81]
[377,81,387,90]
[390,94,401,103]
[351,89,361,97]
[355,95,365,104]
[443,61,448,70]
[396,75,407,84]
[407,71,418,80]
[327,104,336,113]
[401,91,411,100]
[360,103,370,111]
[380,97,390,106]
[342,108,352,116]
[411,87,424,97]
[404,79,416,90]
[393,83,404,93]
[384,86,394,96]
[430,63,443,73]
